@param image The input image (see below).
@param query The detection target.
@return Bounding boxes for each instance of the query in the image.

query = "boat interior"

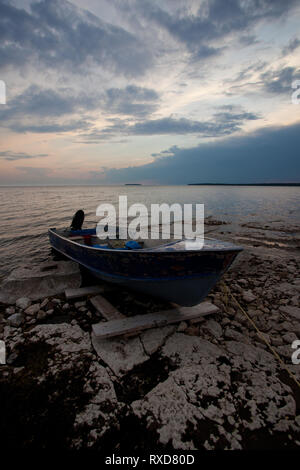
[56,227,176,250]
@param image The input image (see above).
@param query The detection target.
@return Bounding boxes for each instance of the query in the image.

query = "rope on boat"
[221,282,300,391]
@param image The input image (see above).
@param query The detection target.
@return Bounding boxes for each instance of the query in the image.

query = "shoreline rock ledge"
[0,260,81,305]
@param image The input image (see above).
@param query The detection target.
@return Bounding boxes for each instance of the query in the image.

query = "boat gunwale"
[48,228,243,254]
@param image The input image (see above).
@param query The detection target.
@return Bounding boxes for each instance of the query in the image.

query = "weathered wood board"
[90,294,125,321]
[92,301,219,338]
[65,285,105,300]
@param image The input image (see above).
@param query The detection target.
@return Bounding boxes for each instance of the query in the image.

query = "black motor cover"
[70,210,85,231]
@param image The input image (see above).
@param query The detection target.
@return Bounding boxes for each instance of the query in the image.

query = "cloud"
[261,66,300,94]
[129,116,239,136]
[0,0,153,76]
[0,82,97,133]
[101,122,300,184]
[0,83,160,133]
[0,150,48,161]
[229,61,267,84]
[10,120,91,134]
[132,0,298,60]
[80,109,259,141]
[226,64,300,96]
[103,85,160,117]
[0,85,96,120]
[282,37,300,56]
[238,35,259,46]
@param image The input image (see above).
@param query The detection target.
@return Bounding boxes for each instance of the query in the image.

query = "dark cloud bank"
[102,122,300,184]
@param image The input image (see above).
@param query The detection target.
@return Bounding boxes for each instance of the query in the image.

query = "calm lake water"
[0,185,299,277]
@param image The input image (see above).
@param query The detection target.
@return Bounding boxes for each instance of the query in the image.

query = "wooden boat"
[48,227,242,306]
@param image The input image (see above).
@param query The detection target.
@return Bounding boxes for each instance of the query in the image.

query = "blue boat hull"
[48,228,242,306]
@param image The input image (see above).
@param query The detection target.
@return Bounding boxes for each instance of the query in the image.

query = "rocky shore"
[0,220,300,450]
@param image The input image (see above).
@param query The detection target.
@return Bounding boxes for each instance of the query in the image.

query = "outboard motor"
[70,210,85,231]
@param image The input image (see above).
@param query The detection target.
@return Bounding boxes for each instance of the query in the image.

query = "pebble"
[5,307,15,316]
[37,310,47,321]
[242,291,256,303]
[225,328,250,343]
[279,305,300,320]
[25,303,41,316]
[256,332,270,345]
[203,320,223,338]
[177,321,188,332]
[282,332,298,344]
[7,313,24,327]
[79,307,88,313]
[15,297,31,310]
[40,298,49,309]
[6,352,18,365]
[276,345,293,360]
[271,337,283,347]
[185,325,200,336]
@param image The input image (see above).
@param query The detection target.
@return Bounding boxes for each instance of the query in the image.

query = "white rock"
[15,297,31,310]
[132,342,295,450]
[242,291,256,303]
[161,333,223,367]
[29,323,91,358]
[0,260,81,304]
[91,332,148,376]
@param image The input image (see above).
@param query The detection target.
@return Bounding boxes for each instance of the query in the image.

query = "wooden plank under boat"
[48,227,243,306]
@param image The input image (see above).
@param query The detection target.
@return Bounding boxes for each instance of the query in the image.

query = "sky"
[0,0,300,185]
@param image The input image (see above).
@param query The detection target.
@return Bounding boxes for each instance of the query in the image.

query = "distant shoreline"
[188,183,300,187]
[0,183,299,188]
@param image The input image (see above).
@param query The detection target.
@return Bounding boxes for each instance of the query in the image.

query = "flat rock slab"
[161,333,224,367]
[132,337,298,450]
[140,325,177,356]
[91,332,148,376]
[0,261,81,304]
[131,358,296,450]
